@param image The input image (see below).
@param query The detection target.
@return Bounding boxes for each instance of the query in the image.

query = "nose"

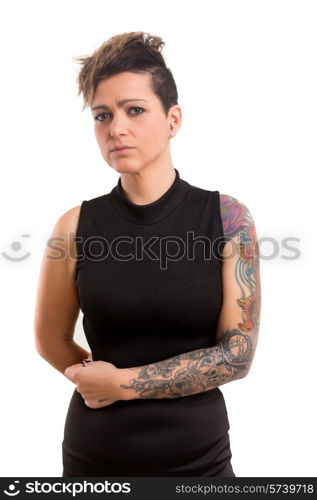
[109,112,128,138]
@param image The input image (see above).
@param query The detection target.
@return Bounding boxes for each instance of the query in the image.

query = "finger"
[64,363,83,381]
[84,400,106,409]
[64,366,75,380]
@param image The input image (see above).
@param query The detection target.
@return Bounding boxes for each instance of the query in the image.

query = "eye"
[129,106,145,115]
[94,112,110,122]
[94,106,145,122]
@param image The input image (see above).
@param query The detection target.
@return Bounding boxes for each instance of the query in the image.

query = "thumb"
[64,363,82,382]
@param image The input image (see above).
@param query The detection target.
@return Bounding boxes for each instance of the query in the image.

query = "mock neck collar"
[108,168,190,225]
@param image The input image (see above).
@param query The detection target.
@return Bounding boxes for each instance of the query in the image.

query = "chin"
[110,163,145,175]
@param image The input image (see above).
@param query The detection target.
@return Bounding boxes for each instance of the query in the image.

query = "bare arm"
[114,194,261,400]
[34,205,91,376]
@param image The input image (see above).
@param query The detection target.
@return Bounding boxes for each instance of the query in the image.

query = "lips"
[111,148,135,156]
[111,146,133,152]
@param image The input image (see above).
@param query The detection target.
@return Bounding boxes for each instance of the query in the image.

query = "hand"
[64,360,120,409]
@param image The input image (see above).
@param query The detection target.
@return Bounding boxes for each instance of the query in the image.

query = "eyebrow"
[91,98,149,111]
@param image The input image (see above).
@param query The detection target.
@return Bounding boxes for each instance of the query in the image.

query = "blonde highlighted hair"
[72,31,178,115]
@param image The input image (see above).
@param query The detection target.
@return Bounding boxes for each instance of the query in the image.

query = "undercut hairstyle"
[72,31,179,116]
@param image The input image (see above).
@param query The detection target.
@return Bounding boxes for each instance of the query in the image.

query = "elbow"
[34,324,47,357]
[242,360,253,378]
[34,337,49,360]
[34,332,43,356]
[235,359,253,381]
[34,327,72,358]
[34,327,46,354]
[34,330,55,360]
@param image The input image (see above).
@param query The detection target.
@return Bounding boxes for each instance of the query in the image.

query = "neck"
[109,167,189,226]
[118,163,176,206]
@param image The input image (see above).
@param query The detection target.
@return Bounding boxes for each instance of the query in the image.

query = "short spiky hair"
[73,31,178,115]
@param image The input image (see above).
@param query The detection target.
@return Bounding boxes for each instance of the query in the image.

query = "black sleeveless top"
[62,168,232,477]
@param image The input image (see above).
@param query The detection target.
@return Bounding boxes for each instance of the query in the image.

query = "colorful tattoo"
[119,194,261,399]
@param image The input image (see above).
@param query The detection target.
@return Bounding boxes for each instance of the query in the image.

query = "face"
[90,71,181,174]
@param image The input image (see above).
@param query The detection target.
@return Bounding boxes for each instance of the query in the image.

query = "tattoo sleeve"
[118,194,261,400]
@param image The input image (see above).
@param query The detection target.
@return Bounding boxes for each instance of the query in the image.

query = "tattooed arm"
[115,194,261,401]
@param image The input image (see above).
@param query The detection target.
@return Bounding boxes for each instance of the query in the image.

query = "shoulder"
[46,205,82,276]
[219,193,255,238]
[53,205,82,237]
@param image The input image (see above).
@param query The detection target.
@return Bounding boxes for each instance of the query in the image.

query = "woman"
[34,31,261,477]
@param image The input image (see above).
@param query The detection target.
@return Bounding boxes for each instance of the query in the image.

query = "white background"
[0,0,316,477]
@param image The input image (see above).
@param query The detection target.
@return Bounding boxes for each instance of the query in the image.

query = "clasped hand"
[64,360,120,409]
